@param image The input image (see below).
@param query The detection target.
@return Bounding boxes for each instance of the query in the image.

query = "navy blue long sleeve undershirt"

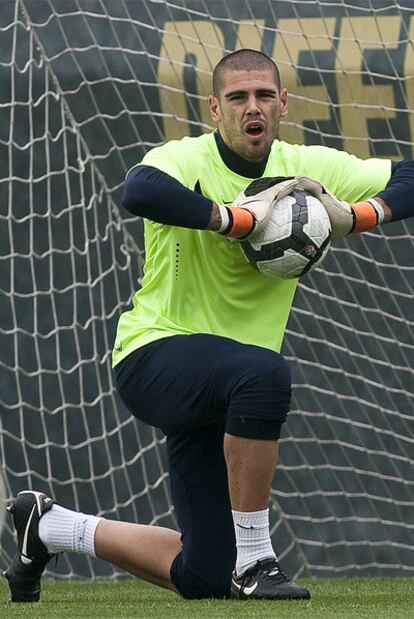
[377,160,414,221]
[121,165,213,229]
[121,160,414,229]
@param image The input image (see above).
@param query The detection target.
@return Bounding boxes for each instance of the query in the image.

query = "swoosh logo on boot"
[21,503,36,563]
[233,579,258,596]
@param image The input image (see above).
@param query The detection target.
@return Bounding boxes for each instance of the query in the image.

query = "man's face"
[208,69,288,162]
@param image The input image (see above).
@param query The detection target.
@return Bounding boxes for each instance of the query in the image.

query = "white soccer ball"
[240,189,332,279]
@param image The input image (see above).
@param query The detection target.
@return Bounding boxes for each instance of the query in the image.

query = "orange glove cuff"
[350,201,378,234]
[226,207,255,238]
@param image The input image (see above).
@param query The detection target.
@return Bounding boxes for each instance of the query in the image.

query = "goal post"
[1,0,413,579]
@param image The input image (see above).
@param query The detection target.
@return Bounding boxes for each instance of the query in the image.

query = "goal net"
[1,0,413,579]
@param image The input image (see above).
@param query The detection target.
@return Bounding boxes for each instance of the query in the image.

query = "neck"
[214,131,269,178]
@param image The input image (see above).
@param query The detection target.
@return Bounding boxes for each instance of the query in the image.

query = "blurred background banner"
[0,0,413,579]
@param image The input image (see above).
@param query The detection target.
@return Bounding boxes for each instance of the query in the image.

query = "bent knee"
[220,346,291,393]
[179,582,231,600]
[171,554,232,599]
[250,349,291,388]
[220,348,292,439]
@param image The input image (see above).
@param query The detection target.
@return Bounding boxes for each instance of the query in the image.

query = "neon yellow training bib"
[113,132,391,366]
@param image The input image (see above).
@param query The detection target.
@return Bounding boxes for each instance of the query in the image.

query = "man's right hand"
[220,176,301,239]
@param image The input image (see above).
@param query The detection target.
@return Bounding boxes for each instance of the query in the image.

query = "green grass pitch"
[1,577,413,619]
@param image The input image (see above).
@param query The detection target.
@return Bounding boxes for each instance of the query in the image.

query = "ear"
[279,88,288,118]
[208,95,221,122]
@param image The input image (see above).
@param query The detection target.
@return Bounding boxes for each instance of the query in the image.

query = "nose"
[246,94,260,114]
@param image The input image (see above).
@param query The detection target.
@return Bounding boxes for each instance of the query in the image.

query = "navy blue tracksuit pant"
[114,333,291,598]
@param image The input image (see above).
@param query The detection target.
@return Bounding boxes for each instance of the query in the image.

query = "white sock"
[232,508,276,576]
[38,504,102,557]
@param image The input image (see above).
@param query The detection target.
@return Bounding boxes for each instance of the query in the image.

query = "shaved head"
[212,49,281,96]
[208,48,288,162]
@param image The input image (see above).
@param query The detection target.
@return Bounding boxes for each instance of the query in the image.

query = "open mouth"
[245,123,264,137]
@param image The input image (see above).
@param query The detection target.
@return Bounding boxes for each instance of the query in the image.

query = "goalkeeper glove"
[217,176,306,239]
[293,176,385,240]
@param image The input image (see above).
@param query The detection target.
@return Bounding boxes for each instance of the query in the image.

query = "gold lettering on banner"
[235,19,265,50]
[336,16,400,158]
[158,21,224,140]
[403,17,414,156]
[272,18,335,145]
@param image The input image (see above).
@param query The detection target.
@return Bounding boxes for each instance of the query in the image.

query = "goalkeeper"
[5,49,414,603]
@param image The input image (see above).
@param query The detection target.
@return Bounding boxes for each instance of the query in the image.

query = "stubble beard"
[221,118,278,162]
[238,134,273,162]
[223,124,273,162]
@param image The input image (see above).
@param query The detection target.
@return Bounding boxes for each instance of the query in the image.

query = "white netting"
[0,0,413,578]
